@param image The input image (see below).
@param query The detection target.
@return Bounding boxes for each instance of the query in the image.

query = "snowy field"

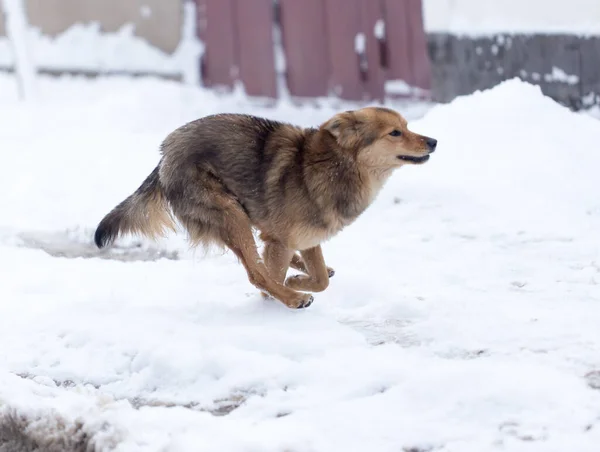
[0,73,599,451]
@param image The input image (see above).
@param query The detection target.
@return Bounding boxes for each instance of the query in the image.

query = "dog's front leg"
[262,240,294,287]
[220,211,313,309]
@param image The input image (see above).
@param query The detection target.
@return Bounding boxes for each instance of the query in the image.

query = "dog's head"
[321,107,437,169]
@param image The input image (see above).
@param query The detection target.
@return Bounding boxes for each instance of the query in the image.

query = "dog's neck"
[359,165,395,207]
[305,131,394,221]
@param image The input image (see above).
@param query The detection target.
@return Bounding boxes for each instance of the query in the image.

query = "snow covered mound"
[1,76,599,452]
[406,78,600,235]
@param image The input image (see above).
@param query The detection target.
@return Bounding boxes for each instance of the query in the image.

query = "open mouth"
[397,154,430,164]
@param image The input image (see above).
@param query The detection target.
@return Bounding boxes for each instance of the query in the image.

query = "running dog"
[94,107,437,309]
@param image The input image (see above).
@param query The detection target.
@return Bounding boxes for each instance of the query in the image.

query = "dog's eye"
[389,130,402,137]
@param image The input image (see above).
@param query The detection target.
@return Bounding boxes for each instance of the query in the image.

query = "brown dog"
[94,107,437,308]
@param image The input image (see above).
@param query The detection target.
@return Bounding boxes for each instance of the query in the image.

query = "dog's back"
[157,114,351,245]
[159,114,290,226]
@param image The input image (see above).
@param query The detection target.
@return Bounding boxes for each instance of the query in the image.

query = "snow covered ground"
[0,73,599,451]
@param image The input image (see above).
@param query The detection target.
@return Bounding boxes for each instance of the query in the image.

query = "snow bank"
[407,79,600,235]
[1,76,600,451]
[423,0,600,35]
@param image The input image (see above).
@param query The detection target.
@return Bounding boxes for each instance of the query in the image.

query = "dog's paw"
[285,292,314,309]
[296,295,314,309]
[284,274,303,290]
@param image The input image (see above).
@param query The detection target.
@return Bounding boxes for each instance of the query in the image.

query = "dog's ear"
[322,111,360,148]
[322,110,376,149]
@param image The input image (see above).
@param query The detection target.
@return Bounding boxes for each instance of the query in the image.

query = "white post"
[2,0,37,100]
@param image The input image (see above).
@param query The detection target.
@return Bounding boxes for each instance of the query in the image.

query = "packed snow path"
[0,75,599,451]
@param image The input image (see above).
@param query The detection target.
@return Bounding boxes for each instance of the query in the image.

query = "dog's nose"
[426,138,438,152]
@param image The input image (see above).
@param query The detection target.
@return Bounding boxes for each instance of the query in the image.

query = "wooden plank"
[195,0,207,85]
[382,0,412,84]
[234,0,277,98]
[360,0,385,101]
[195,0,207,41]
[203,0,237,88]
[324,0,364,101]
[279,0,330,97]
[405,0,431,90]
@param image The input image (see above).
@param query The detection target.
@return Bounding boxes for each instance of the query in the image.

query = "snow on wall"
[0,1,203,82]
[423,0,600,36]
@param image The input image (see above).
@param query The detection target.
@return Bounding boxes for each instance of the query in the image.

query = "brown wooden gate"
[196,0,430,101]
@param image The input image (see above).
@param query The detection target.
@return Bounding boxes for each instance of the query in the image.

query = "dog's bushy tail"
[94,166,176,248]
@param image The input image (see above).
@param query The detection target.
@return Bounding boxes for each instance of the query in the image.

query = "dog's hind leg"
[285,246,331,293]
[290,252,335,278]
[167,171,313,309]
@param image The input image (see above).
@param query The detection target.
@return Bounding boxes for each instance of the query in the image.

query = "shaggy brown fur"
[94,107,437,309]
